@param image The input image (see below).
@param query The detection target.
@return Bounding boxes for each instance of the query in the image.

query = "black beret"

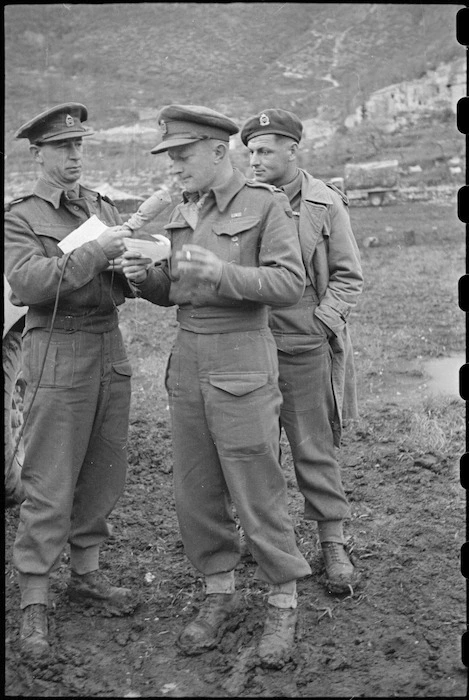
[151,104,239,154]
[240,109,303,146]
[15,103,94,144]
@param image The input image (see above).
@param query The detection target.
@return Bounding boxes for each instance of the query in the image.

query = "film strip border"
[457,4,469,682]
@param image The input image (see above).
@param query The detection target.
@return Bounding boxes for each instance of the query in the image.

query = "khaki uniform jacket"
[4,179,133,333]
[270,169,363,443]
[134,168,306,331]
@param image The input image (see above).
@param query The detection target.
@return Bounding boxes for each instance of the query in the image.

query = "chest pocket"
[32,223,76,256]
[212,216,260,264]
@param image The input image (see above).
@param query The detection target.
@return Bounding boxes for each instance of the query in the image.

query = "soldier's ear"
[30,144,43,164]
[289,142,299,160]
[213,141,228,163]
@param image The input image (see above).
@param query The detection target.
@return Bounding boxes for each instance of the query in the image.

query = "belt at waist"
[25,309,119,334]
[177,305,268,334]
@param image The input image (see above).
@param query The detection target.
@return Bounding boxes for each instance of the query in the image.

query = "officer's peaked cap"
[240,108,303,146]
[151,104,239,154]
[15,103,95,144]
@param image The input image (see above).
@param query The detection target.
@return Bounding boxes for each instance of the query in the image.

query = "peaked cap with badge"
[240,108,303,146]
[151,104,239,154]
[14,103,95,144]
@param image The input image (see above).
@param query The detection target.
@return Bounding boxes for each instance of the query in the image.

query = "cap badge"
[160,120,168,134]
[65,114,75,127]
[259,113,270,126]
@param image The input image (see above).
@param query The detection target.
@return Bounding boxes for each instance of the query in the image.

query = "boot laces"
[265,607,295,634]
[323,542,349,563]
[195,593,236,625]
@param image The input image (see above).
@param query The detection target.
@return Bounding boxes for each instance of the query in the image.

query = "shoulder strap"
[246,179,280,194]
[4,193,34,211]
[326,181,349,206]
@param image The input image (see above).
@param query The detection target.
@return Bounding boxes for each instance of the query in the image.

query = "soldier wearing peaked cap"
[4,103,138,659]
[241,108,364,595]
[150,104,239,153]
[14,102,95,143]
[121,104,311,668]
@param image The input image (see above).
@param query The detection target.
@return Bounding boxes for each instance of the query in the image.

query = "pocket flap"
[209,372,268,396]
[33,224,74,242]
[112,359,132,377]
[212,216,260,237]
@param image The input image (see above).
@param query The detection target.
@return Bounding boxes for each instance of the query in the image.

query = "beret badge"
[259,113,270,126]
[65,114,75,127]
[160,120,168,134]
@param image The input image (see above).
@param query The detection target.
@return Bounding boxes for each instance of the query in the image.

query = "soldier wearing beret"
[241,108,363,595]
[4,103,137,659]
[122,104,311,668]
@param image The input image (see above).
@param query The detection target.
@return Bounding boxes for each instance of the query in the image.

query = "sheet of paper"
[123,234,171,263]
[58,215,108,253]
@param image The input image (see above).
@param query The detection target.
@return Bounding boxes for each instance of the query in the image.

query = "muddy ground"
[4,199,467,697]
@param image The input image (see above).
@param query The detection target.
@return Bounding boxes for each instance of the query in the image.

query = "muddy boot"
[258,604,298,668]
[321,541,361,594]
[177,592,241,655]
[20,604,49,659]
[67,570,136,614]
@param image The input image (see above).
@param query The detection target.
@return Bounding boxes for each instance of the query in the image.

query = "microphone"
[124,189,172,231]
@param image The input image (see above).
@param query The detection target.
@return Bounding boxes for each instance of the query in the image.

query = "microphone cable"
[6,251,72,480]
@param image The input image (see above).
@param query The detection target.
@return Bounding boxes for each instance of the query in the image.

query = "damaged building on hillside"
[345,57,466,132]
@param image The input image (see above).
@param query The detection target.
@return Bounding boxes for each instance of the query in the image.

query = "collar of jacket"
[33,178,99,210]
[181,168,246,214]
[298,169,334,205]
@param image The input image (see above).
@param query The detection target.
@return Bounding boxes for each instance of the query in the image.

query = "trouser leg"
[278,345,351,530]
[167,333,240,576]
[69,328,131,573]
[14,329,130,606]
[14,330,99,606]
[167,329,311,585]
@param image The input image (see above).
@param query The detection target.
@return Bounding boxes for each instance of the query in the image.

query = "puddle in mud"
[372,354,465,403]
[421,354,464,397]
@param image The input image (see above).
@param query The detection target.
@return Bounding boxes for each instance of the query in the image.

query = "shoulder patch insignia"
[326,182,349,206]
[4,194,34,211]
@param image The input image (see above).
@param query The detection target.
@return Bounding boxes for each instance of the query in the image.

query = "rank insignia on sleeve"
[259,113,270,126]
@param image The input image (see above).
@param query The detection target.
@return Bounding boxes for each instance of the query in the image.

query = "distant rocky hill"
[4,3,465,199]
[4,3,463,133]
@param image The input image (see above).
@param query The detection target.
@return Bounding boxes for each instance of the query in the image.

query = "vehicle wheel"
[369,193,383,206]
[3,330,26,506]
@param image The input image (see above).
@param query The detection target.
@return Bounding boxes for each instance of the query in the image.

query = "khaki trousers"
[166,327,311,585]
[14,326,131,608]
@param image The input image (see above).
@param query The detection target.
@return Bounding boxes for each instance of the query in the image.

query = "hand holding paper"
[57,189,173,263]
[123,234,171,263]
[58,215,108,253]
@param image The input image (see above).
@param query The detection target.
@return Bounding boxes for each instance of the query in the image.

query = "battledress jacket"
[4,179,134,333]
[132,168,306,330]
[269,169,363,444]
